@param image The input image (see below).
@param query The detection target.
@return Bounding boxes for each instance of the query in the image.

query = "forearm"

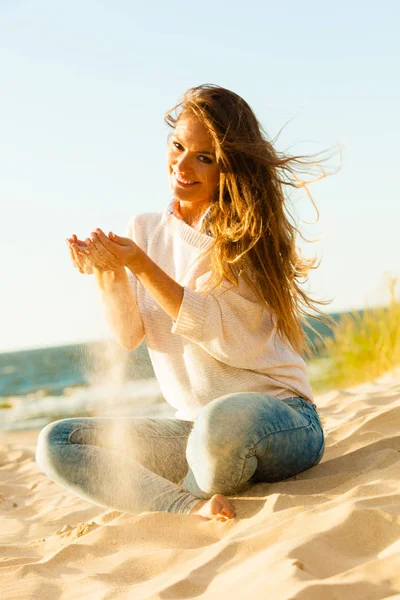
[127,252,184,322]
[95,268,144,350]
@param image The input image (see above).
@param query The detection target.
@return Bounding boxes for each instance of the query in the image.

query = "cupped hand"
[82,228,141,272]
[66,234,94,274]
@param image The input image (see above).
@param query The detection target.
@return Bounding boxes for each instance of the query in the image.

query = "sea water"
[0,340,173,433]
[0,312,338,433]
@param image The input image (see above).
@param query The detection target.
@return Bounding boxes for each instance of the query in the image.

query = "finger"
[72,248,84,273]
[68,243,77,266]
[94,229,130,259]
[66,234,78,245]
[71,239,88,253]
[71,245,87,271]
[109,232,132,246]
[68,234,88,247]
[92,229,120,256]
[70,244,82,268]
[70,242,93,269]
[76,236,88,246]
[67,235,85,253]
[85,241,115,270]
[70,242,84,257]
[75,252,94,274]
[67,241,93,275]
[70,237,88,251]
[83,242,104,265]
[89,232,120,263]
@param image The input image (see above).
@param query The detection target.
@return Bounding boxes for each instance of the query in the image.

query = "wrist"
[95,267,126,289]
[126,247,146,275]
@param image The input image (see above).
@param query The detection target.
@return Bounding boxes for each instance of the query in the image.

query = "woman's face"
[167,115,220,206]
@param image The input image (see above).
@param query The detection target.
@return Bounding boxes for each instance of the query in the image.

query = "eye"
[198,155,212,164]
[173,141,183,150]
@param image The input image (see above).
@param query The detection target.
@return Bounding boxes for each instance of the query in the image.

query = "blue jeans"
[35,393,325,515]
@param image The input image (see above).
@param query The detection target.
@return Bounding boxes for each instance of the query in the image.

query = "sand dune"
[1,372,400,599]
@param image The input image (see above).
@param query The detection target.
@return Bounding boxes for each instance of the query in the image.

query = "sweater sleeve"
[123,216,145,340]
[171,275,290,370]
[125,211,159,299]
[125,217,140,303]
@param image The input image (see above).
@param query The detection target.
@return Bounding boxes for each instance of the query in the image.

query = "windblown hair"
[164,84,339,356]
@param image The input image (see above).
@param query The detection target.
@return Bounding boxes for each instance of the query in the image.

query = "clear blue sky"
[1,0,399,352]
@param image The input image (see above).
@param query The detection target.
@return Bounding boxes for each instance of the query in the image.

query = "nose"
[174,151,193,173]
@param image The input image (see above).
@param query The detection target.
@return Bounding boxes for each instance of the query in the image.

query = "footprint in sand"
[56,524,74,537]
[75,522,98,537]
[56,522,98,538]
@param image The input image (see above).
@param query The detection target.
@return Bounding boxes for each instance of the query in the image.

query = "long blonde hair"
[165,84,339,356]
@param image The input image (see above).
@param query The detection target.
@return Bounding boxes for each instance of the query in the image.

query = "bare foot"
[190,494,236,521]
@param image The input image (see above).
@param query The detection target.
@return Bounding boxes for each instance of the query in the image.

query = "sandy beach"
[1,372,400,600]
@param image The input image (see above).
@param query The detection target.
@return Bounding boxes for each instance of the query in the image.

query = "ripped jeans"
[35,393,325,515]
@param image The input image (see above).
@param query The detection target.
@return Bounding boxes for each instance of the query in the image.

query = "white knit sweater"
[126,203,314,421]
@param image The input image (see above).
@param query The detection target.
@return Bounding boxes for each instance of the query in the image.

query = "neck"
[175,200,211,227]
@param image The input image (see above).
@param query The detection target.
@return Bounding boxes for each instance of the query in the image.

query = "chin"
[175,195,205,205]
[172,188,198,202]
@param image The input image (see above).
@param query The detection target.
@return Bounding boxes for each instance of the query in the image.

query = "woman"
[36,84,331,521]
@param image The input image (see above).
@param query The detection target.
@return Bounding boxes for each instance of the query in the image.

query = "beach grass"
[310,277,400,391]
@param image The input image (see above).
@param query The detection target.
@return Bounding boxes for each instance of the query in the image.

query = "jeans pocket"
[283,397,314,427]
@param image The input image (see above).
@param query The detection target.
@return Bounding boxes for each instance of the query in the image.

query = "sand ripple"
[1,373,400,599]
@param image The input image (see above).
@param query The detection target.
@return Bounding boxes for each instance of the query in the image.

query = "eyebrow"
[171,135,215,156]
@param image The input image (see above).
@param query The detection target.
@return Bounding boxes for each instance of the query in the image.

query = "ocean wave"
[0,378,174,433]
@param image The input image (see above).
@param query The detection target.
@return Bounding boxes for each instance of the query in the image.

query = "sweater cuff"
[171,286,207,338]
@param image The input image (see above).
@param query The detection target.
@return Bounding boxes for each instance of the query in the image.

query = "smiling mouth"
[174,173,200,187]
